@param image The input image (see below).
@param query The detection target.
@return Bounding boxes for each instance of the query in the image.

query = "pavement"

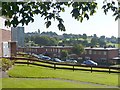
[0,68,9,78]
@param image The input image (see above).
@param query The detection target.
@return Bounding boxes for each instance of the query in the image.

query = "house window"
[89,50,92,54]
[56,49,57,52]
[93,51,96,54]
[36,49,37,52]
[100,58,107,62]
[58,49,61,53]
[103,51,107,55]
[98,51,101,55]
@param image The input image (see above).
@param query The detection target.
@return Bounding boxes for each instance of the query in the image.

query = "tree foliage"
[1,0,119,31]
[71,44,85,55]
[27,35,58,46]
[60,50,68,60]
[2,58,14,71]
[91,37,98,46]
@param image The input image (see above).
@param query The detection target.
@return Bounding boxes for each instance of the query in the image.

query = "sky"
[1,0,118,37]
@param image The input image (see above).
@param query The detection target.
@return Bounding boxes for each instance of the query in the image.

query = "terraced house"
[82,47,119,65]
[18,46,119,64]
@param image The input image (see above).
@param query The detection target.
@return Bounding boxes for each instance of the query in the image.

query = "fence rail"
[3,57,120,73]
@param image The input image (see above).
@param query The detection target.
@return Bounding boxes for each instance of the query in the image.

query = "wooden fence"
[3,57,120,74]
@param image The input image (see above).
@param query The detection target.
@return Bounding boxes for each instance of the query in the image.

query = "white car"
[82,60,98,66]
[66,59,77,63]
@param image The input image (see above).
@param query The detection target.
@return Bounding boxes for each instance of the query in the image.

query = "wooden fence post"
[91,66,92,73]
[27,60,29,66]
[109,67,111,74]
[73,65,74,71]
[54,63,56,70]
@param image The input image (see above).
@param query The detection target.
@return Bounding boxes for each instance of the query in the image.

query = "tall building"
[11,27,25,47]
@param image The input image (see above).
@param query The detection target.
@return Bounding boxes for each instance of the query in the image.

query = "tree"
[82,40,88,46]
[93,34,97,38]
[71,44,85,56]
[1,1,120,31]
[82,33,87,39]
[91,37,98,46]
[98,38,106,47]
[38,29,40,34]
[60,50,68,60]
[41,31,58,36]
[28,35,58,46]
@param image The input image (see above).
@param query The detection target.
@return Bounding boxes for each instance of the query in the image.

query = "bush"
[2,58,14,71]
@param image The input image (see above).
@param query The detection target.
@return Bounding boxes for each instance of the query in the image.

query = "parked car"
[32,53,39,58]
[52,58,62,62]
[41,56,51,60]
[65,59,77,63]
[82,60,98,66]
[38,54,45,59]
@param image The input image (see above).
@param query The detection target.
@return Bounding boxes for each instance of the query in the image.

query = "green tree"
[32,36,58,46]
[98,38,106,47]
[1,1,119,31]
[82,33,87,40]
[91,37,98,46]
[60,50,68,60]
[38,29,40,34]
[82,40,88,46]
[71,44,85,56]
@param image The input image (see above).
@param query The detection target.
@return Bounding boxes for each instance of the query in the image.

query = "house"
[18,46,119,64]
[82,47,119,65]
[18,46,72,57]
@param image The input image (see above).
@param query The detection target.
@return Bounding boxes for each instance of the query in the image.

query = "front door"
[2,42,10,57]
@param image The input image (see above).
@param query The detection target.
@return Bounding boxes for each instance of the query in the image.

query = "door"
[2,42,10,57]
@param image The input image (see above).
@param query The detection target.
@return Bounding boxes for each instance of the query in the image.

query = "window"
[58,49,61,53]
[56,49,57,52]
[93,51,96,54]
[89,50,92,54]
[98,51,101,55]
[103,51,107,55]
[35,49,37,52]
[100,58,107,62]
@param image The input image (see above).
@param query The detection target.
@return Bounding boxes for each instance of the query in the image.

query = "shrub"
[2,58,14,71]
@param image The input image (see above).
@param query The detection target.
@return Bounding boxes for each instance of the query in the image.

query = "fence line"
[3,57,120,73]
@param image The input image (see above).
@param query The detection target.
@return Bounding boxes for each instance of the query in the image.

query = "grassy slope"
[7,65,118,86]
[2,78,105,88]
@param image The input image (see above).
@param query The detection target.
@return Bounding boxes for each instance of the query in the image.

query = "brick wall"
[0,30,2,57]
[2,29,11,42]
[0,29,11,57]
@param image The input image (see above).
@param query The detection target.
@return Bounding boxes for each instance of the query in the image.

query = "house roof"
[85,47,118,50]
[44,46,73,48]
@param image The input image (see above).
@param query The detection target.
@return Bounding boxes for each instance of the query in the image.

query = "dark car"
[82,60,98,66]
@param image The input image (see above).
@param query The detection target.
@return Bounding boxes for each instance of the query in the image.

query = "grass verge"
[7,65,118,86]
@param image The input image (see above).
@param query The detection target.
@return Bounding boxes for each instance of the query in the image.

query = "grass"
[106,43,118,48]
[2,78,106,88]
[0,78,2,89]
[7,65,118,86]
